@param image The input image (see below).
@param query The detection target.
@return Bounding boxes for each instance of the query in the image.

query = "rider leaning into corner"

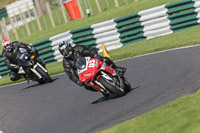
[58,40,127,98]
[1,38,44,83]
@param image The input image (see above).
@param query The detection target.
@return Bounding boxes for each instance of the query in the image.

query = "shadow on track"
[91,93,119,104]
[21,78,59,91]
[91,86,139,104]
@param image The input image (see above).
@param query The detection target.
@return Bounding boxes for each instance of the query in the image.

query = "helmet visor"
[76,57,86,70]
[3,42,12,51]
[5,44,11,49]
[63,47,71,55]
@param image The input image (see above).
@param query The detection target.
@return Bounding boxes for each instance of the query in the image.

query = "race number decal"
[89,60,96,68]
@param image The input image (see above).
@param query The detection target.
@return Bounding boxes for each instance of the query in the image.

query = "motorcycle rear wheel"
[35,66,52,83]
[98,76,126,97]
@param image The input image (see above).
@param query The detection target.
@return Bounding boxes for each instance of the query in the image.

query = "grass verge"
[7,0,180,46]
[109,25,200,61]
[1,24,200,86]
[100,90,200,133]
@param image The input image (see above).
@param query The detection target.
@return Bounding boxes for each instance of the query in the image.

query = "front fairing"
[105,64,114,75]
[18,58,36,67]
[17,48,38,68]
[77,57,101,83]
[77,57,115,85]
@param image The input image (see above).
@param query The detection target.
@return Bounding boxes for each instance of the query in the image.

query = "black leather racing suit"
[63,45,115,91]
[2,41,37,81]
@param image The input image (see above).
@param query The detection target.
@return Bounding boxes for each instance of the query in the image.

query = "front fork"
[93,71,124,94]
[101,71,124,89]
[31,62,47,79]
[94,80,109,94]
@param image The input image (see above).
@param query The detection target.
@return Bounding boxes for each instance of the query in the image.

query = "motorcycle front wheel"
[98,76,126,97]
[123,79,131,93]
[35,66,52,83]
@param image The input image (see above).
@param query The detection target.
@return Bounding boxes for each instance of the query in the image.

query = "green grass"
[1,1,200,133]
[3,0,180,50]
[100,90,200,133]
[0,0,18,8]
[1,24,200,86]
[1,25,200,133]
[109,25,200,61]
[0,0,159,84]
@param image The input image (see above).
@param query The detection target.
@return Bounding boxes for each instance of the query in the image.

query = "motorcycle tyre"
[35,66,52,83]
[123,80,131,93]
[98,76,126,97]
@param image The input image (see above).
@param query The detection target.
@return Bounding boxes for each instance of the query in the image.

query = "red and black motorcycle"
[76,57,131,97]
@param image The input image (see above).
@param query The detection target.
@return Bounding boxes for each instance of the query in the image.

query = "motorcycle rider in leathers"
[2,38,43,83]
[58,40,126,98]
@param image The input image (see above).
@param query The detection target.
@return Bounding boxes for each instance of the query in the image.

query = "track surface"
[0,46,200,133]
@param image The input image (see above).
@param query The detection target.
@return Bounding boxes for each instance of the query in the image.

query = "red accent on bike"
[105,66,114,74]
[96,75,101,81]
[78,57,114,92]
[85,79,92,85]
[93,84,102,91]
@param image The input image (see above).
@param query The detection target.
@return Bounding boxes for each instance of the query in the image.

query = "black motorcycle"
[17,47,52,84]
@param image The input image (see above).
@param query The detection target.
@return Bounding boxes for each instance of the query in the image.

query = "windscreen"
[19,48,27,53]
[76,57,86,70]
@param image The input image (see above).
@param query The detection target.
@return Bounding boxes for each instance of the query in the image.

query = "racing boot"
[110,63,126,77]
[10,73,24,81]
[25,76,31,83]
[103,57,126,76]
[18,73,26,79]
[23,74,31,83]
[17,73,30,83]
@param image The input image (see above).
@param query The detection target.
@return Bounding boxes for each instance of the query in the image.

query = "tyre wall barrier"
[6,0,34,17]
[0,8,8,20]
[49,19,122,61]
[50,0,200,62]
[0,0,34,20]
[1,0,200,78]
[31,39,57,64]
[0,54,10,78]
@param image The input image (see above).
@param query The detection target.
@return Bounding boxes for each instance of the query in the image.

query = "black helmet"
[2,38,13,52]
[58,40,72,58]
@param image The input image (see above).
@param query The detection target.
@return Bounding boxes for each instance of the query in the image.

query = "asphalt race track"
[0,45,200,133]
